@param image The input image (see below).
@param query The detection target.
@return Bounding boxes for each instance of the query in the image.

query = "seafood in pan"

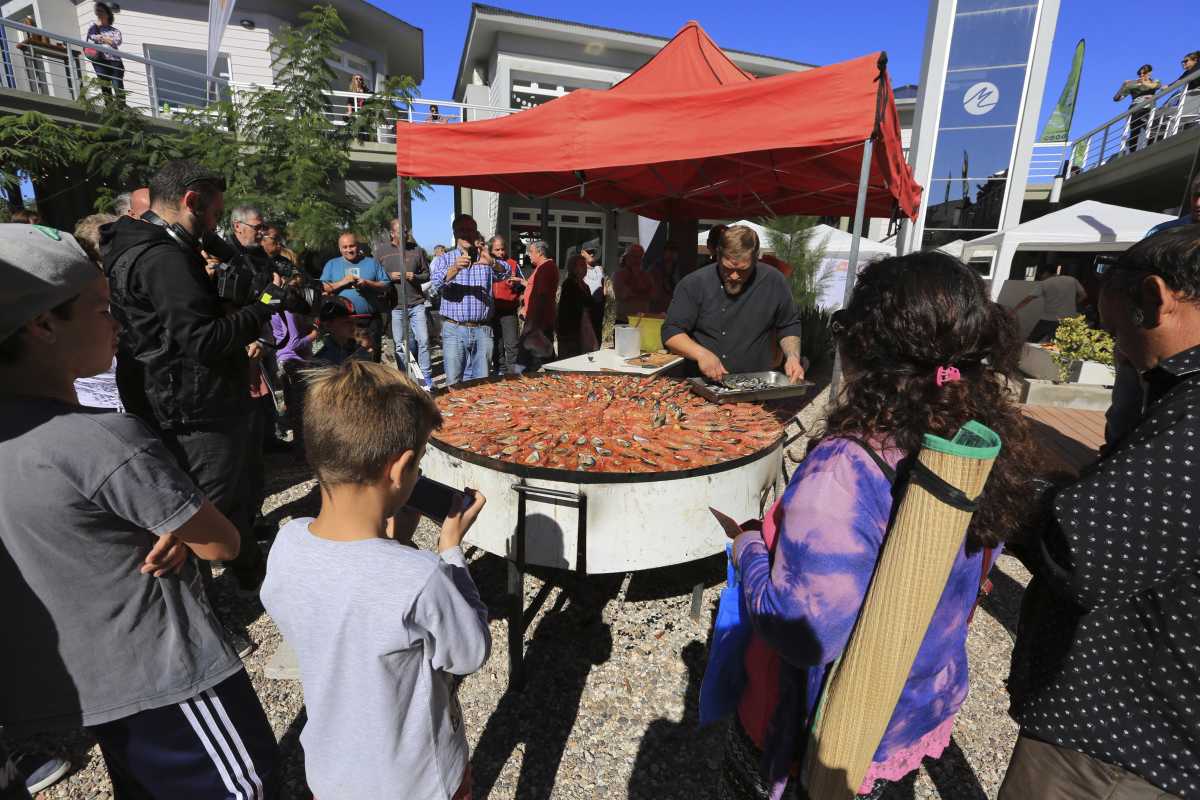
[432,374,782,473]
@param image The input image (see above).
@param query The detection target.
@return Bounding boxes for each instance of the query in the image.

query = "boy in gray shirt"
[261,361,490,800]
[0,224,279,797]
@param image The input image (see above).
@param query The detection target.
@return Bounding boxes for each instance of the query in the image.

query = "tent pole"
[829,137,874,397]
[396,176,412,382]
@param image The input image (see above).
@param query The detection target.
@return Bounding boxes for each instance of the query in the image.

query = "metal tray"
[687,371,814,403]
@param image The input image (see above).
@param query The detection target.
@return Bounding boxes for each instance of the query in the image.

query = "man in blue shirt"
[321,232,389,361]
[430,215,505,385]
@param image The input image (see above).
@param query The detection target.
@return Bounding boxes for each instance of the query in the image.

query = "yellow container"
[628,313,666,352]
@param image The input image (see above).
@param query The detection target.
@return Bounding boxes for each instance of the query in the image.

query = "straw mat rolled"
[802,421,1001,799]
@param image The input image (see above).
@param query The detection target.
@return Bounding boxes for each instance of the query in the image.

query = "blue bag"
[699,542,754,725]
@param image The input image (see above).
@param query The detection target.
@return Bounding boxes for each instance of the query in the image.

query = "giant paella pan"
[423,372,785,573]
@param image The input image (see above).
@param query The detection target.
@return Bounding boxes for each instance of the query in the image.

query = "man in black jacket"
[102,160,278,593]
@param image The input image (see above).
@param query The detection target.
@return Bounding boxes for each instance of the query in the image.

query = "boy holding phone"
[260,361,489,800]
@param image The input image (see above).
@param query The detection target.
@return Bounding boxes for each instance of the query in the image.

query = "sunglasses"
[236,221,265,231]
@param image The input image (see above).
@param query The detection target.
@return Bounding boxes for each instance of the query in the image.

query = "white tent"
[961,200,1176,299]
[810,224,895,310]
[696,220,775,251]
[694,222,894,310]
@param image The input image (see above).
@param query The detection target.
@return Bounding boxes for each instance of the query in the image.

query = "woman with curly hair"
[719,252,1038,799]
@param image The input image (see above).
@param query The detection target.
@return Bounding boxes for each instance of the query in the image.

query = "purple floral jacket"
[733,437,995,794]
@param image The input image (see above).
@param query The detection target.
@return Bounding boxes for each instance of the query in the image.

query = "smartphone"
[466,245,479,263]
[348,266,361,280]
[405,475,471,523]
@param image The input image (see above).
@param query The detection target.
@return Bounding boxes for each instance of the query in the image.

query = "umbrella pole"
[829,137,874,397]
[396,176,411,380]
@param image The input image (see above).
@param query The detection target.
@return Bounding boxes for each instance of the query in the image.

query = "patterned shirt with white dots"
[1010,344,1200,798]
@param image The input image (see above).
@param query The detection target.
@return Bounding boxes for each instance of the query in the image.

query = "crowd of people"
[1,152,1199,800]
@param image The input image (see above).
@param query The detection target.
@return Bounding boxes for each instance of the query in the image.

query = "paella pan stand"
[507,482,588,691]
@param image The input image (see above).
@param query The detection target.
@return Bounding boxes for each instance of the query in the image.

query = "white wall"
[74,0,276,101]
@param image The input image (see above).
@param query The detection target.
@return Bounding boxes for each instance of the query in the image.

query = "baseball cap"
[0,224,100,341]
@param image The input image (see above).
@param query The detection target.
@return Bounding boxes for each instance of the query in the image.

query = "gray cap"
[0,224,100,342]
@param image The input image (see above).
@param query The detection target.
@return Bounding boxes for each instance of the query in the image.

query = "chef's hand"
[141,533,189,577]
[438,488,487,553]
[697,349,729,382]
[784,355,806,384]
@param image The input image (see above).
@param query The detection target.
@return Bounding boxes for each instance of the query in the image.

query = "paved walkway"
[1020,405,1106,474]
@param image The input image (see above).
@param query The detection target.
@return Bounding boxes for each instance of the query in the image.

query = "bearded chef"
[662,224,805,383]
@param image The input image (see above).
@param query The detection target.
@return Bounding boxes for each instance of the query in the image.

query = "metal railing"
[0,17,512,145]
[1024,70,1200,188]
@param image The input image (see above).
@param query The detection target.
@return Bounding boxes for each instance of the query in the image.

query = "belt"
[442,317,488,328]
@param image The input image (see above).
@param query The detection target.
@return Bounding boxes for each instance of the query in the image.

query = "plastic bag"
[699,542,753,725]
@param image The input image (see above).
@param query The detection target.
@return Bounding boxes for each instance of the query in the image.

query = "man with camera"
[102,160,297,594]
[430,215,505,385]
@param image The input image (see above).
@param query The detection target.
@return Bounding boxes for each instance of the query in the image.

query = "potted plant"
[1049,315,1115,384]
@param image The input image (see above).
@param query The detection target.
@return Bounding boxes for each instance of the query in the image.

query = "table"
[542,348,683,377]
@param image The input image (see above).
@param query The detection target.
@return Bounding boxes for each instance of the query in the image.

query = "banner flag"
[1040,39,1085,143]
[207,0,236,78]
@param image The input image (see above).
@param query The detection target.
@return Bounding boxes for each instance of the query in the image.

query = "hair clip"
[935,366,961,387]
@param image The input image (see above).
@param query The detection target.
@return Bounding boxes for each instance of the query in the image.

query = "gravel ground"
[23,383,1030,800]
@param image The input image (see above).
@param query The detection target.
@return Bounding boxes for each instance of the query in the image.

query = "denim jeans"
[391,304,432,385]
[441,320,493,386]
[492,312,521,375]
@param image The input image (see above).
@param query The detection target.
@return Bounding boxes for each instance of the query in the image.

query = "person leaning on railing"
[84,2,124,103]
[1175,51,1200,128]
[1113,64,1162,153]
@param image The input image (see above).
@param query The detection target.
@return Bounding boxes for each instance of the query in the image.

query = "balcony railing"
[0,17,511,145]
[1026,69,1200,190]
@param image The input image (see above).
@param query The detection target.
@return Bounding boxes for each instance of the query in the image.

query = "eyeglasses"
[236,221,265,232]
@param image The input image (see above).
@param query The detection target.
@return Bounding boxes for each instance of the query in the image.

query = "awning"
[394,21,921,221]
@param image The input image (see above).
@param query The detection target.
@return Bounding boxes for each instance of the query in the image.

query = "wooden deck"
[1021,405,1107,475]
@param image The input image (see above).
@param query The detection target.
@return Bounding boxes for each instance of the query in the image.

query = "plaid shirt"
[430,249,497,323]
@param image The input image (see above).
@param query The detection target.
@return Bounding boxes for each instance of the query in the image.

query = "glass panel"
[510,225,555,276]
[557,227,603,270]
[145,46,230,109]
[930,126,1018,180]
[925,178,1007,232]
[956,0,1034,12]
[948,5,1036,70]
[940,66,1027,127]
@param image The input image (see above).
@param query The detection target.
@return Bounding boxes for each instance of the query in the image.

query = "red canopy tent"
[393,21,921,221]
[389,22,921,371]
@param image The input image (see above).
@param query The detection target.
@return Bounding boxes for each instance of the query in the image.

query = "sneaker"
[15,753,70,794]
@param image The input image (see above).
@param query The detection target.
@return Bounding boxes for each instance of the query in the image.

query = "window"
[144,45,230,109]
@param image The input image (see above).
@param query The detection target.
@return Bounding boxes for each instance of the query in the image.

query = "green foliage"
[759,216,832,310]
[797,306,835,376]
[1051,315,1114,382]
[11,4,423,254]
[0,111,79,193]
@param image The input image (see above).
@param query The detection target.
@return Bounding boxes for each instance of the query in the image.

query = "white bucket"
[614,325,641,358]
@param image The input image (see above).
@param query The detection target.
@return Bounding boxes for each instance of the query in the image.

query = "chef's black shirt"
[1010,344,1200,797]
[661,262,802,375]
